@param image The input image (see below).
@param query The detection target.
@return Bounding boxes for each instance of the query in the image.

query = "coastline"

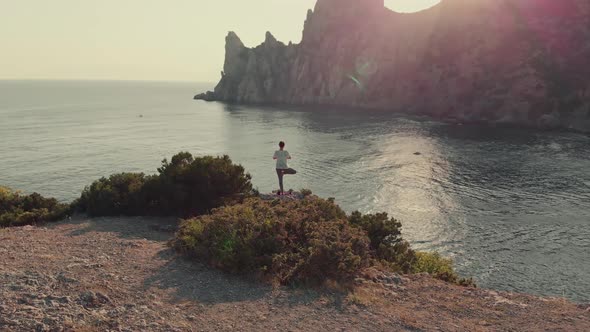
[193,99,590,135]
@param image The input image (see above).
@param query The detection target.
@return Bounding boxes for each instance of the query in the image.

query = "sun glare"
[384,0,441,13]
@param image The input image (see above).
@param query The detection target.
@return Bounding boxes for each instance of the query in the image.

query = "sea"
[1,80,589,302]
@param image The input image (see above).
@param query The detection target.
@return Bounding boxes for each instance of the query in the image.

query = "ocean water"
[1,80,589,302]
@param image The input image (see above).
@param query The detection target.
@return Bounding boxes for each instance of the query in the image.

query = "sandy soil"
[0,216,588,331]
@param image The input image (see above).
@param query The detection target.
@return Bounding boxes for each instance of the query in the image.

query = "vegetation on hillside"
[3,152,472,287]
[173,195,473,286]
[0,186,69,228]
[75,152,252,217]
[173,197,369,284]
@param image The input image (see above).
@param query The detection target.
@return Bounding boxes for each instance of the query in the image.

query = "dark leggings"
[276,168,297,193]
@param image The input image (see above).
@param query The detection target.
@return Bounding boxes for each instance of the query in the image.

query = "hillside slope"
[1,217,588,331]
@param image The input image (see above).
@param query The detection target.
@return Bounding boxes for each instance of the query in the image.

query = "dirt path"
[0,217,588,331]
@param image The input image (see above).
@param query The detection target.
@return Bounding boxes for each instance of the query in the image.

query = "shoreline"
[194,99,590,135]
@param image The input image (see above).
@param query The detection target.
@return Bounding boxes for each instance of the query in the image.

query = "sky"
[0,0,440,82]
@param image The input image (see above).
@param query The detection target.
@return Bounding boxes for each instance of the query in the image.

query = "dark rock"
[56,272,78,284]
[194,91,217,101]
[383,274,406,285]
[25,278,40,286]
[35,323,49,332]
[79,291,111,308]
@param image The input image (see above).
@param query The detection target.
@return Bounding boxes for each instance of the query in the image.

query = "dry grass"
[346,287,379,307]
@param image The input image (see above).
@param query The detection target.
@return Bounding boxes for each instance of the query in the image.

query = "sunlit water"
[1,80,589,302]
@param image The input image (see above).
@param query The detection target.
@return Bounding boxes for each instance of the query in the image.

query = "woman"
[273,141,297,195]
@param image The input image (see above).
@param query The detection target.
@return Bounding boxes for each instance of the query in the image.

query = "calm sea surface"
[1,80,589,302]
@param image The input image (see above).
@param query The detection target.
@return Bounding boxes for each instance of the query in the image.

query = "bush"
[77,152,252,217]
[154,154,252,216]
[0,186,70,228]
[412,251,475,287]
[173,197,371,284]
[0,186,18,212]
[348,211,416,272]
[78,173,148,216]
[173,196,472,286]
[412,251,454,275]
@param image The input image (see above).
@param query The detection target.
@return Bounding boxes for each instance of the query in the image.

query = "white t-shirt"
[274,150,291,169]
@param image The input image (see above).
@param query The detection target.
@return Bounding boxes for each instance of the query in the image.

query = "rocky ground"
[0,217,588,331]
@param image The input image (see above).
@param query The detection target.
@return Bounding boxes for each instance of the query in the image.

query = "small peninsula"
[196,0,590,132]
[1,153,589,331]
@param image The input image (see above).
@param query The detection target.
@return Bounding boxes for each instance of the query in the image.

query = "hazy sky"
[0,0,440,82]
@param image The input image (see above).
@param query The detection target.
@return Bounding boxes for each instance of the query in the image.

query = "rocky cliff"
[196,0,590,131]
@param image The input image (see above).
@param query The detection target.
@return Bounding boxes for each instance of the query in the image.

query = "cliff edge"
[196,0,590,131]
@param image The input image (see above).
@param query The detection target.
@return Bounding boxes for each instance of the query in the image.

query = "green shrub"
[348,211,416,272]
[412,251,454,275]
[79,173,147,216]
[154,153,252,216]
[412,251,475,287]
[0,186,18,213]
[173,197,371,284]
[173,196,472,286]
[0,186,70,228]
[77,152,252,217]
[347,212,470,285]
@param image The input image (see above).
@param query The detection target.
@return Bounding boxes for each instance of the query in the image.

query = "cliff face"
[196,0,590,131]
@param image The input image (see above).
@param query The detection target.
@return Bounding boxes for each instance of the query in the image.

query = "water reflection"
[367,128,465,254]
[220,103,590,301]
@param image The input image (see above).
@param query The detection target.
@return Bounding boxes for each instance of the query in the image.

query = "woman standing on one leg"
[273,141,296,195]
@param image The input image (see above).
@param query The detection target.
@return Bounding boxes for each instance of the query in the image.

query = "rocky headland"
[196,0,590,132]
